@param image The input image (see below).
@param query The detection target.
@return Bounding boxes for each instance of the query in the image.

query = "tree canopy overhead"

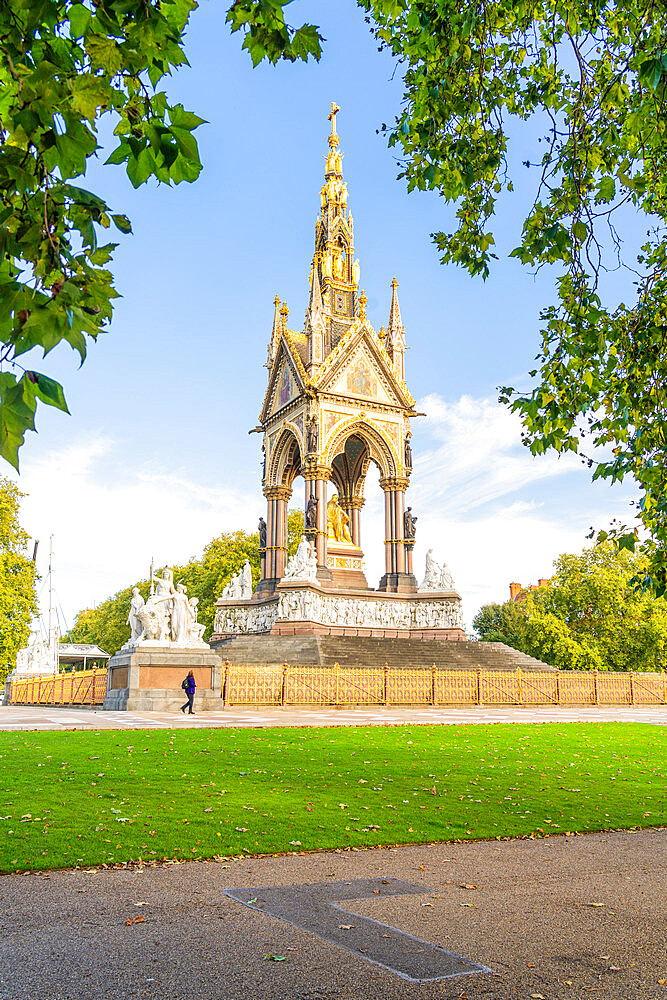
[359,0,667,590]
[0,0,321,472]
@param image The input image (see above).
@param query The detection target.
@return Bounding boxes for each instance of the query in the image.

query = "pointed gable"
[312,321,415,408]
[259,334,307,422]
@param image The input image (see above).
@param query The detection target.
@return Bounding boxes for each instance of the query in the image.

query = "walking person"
[180,670,196,715]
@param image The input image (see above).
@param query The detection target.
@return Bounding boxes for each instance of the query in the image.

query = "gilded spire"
[359,289,367,320]
[309,258,323,316]
[388,276,403,330]
[386,277,406,379]
[280,301,289,333]
[267,293,282,368]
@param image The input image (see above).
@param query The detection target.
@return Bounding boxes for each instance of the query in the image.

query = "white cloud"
[413,393,582,515]
[13,435,259,630]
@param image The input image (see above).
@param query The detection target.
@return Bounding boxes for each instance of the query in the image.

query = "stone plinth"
[211,583,465,642]
[103,647,223,712]
[324,541,368,589]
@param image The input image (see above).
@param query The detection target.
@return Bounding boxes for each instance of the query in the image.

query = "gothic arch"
[267,427,302,488]
[324,418,397,480]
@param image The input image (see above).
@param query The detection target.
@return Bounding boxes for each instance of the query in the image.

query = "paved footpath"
[0,704,665,730]
[0,829,664,1000]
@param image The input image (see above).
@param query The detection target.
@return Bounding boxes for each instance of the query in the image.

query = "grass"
[0,722,663,873]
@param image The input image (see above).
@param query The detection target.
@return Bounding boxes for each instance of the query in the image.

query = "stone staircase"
[211,635,555,673]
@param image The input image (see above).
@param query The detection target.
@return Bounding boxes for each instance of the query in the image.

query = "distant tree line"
[0,479,38,682]
[473,544,667,672]
[64,511,304,657]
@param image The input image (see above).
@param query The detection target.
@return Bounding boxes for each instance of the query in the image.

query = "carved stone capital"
[263,485,292,501]
[301,460,332,481]
[379,476,410,493]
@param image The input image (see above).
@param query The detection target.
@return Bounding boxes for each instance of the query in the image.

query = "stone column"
[256,485,291,597]
[348,497,364,547]
[378,476,415,593]
[274,487,290,580]
[394,489,406,574]
[383,486,393,576]
[313,468,332,573]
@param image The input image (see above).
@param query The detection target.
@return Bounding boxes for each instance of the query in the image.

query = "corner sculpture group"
[124,568,207,649]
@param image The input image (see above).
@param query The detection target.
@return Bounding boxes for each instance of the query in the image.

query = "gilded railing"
[8,668,108,706]
[220,663,666,708]
[7,664,666,708]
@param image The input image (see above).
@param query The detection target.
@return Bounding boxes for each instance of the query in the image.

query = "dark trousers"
[181,690,195,714]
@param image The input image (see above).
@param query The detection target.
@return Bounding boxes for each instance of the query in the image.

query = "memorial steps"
[212,635,555,673]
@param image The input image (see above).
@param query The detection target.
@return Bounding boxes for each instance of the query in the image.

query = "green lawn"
[0,723,663,873]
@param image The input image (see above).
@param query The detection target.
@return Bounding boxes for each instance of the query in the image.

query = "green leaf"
[572,220,588,243]
[112,214,133,235]
[69,3,91,37]
[27,373,70,414]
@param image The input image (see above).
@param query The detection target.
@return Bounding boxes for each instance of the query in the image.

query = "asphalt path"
[1,829,664,999]
[1,704,665,730]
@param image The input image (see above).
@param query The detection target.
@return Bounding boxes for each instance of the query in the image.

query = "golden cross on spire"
[328,102,340,133]
[327,102,340,149]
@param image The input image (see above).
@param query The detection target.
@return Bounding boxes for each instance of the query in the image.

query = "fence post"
[222,660,230,707]
[91,667,97,706]
[476,667,482,706]
[517,665,523,705]
[431,663,437,707]
[51,671,56,706]
[629,670,635,706]
[555,672,561,705]
[383,663,389,706]
[281,662,289,707]
[593,667,599,705]
[663,669,666,706]
[334,662,340,706]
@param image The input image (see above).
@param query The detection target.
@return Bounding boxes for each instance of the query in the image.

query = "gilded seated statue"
[327,494,353,543]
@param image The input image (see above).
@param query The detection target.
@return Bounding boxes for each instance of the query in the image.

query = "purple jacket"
[184,675,196,694]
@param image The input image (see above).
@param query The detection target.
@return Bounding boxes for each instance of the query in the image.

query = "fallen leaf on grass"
[459,903,475,908]
[124,916,145,925]
[460,884,478,890]
[133,902,147,907]
[338,924,353,929]
[587,902,605,907]
[530,994,546,999]
[264,954,286,962]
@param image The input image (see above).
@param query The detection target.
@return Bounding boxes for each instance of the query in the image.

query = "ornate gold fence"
[8,668,108,707]
[221,663,667,707]
[6,664,667,708]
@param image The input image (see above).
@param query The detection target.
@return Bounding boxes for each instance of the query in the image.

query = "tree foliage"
[0,477,38,682]
[473,543,667,670]
[65,510,304,656]
[0,1,321,470]
[359,0,667,592]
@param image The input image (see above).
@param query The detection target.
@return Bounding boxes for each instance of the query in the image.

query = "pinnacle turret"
[386,277,406,379]
[267,293,281,368]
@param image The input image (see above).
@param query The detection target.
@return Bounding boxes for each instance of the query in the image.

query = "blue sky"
[12,0,637,633]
